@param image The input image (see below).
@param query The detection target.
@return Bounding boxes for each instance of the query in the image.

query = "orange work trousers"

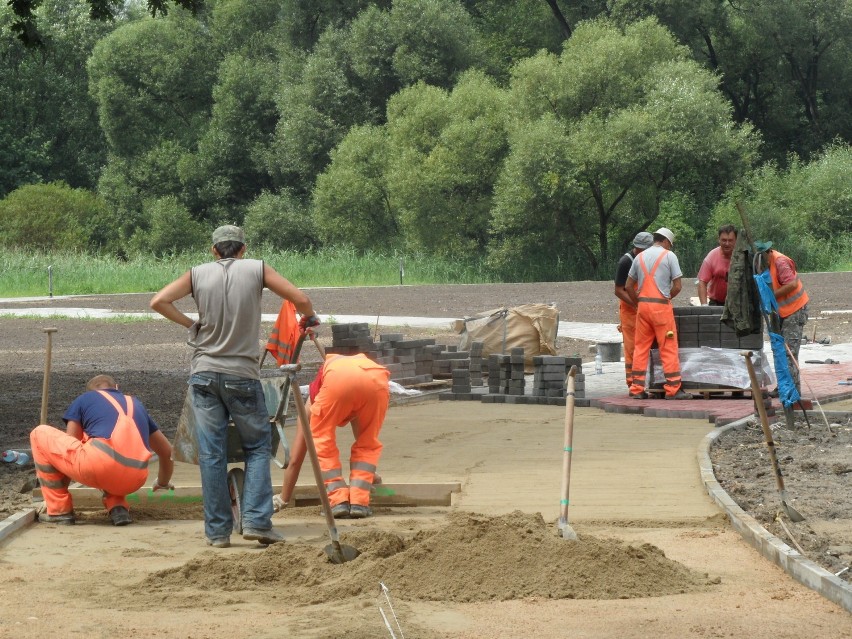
[629,301,682,396]
[619,301,638,390]
[310,354,390,507]
[30,425,149,515]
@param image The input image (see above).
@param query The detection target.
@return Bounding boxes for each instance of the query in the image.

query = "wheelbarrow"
[172,339,307,533]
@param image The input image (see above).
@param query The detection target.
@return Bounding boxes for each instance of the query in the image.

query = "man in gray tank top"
[151,225,317,548]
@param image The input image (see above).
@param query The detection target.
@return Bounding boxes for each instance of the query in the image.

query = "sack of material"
[458,304,559,369]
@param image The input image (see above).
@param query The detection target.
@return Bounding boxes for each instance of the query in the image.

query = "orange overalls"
[628,251,682,397]
[310,354,391,508]
[619,296,638,390]
[30,391,152,515]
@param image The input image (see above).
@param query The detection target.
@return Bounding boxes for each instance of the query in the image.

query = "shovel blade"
[325,542,360,564]
[782,502,805,523]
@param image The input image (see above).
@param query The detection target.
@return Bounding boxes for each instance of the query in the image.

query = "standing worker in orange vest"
[625,228,691,400]
[614,231,654,391]
[30,374,174,526]
[754,241,809,395]
[307,353,391,519]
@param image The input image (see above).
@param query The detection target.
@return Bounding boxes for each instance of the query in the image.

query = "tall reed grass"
[0,248,494,297]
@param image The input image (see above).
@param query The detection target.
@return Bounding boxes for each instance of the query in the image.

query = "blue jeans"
[189,372,274,540]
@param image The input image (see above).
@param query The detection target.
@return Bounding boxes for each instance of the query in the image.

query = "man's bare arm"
[697,280,709,305]
[150,271,194,328]
[670,277,683,299]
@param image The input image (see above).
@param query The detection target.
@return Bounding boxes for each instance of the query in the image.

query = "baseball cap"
[754,240,773,253]
[654,227,675,245]
[632,232,654,249]
[212,224,245,245]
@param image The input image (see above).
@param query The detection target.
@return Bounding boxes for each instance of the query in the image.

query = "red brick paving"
[591,361,852,426]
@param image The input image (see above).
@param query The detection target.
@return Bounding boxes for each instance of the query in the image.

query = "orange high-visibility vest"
[767,251,808,318]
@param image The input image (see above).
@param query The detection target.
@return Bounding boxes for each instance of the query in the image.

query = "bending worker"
[30,374,174,526]
[613,231,654,390]
[306,353,390,519]
[697,224,738,305]
[625,227,691,400]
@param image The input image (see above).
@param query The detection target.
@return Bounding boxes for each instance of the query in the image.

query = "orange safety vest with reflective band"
[266,300,300,366]
[767,251,808,318]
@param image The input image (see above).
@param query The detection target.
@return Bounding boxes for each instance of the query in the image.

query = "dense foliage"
[1,0,850,279]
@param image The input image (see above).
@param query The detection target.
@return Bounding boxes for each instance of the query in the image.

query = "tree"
[608,0,852,161]
[312,125,398,250]
[87,12,217,160]
[0,0,117,196]
[488,18,756,280]
[8,0,202,46]
[385,71,509,256]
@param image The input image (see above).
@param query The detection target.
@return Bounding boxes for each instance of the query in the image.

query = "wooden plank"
[33,482,461,509]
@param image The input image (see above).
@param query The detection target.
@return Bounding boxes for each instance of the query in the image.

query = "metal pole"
[48,265,53,298]
[399,259,404,286]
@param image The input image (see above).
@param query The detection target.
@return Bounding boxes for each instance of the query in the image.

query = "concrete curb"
[698,416,852,613]
[0,508,36,545]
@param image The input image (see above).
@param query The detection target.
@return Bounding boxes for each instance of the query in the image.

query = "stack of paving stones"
[531,356,585,406]
[429,344,471,379]
[673,306,763,349]
[469,341,484,386]
[325,323,434,386]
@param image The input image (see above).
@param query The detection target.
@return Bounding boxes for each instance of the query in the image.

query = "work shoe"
[109,505,133,526]
[243,527,285,545]
[666,390,693,400]
[39,511,75,525]
[628,392,648,400]
[349,504,373,519]
[330,501,351,519]
[206,537,231,549]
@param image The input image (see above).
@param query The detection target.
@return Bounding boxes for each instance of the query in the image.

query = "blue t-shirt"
[62,389,159,449]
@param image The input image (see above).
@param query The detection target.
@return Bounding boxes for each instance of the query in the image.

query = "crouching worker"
[30,375,174,526]
[309,354,390,519]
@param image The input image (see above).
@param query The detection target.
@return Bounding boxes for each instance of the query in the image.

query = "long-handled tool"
[556,365,578,540]
[284,355,360,564]
[741,350,805,522]
[40,327,58,424]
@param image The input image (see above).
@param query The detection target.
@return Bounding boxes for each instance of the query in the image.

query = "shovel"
[741,351,805,522]
[283,359,360,564]
[556,365,578,540]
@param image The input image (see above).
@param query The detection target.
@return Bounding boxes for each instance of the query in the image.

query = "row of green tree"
[1,0,850,280]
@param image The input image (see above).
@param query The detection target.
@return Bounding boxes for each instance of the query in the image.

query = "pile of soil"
[140,511,714,606]
[711,415,852,581]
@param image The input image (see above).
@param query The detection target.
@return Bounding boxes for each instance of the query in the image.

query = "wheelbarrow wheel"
[227,468,245,534]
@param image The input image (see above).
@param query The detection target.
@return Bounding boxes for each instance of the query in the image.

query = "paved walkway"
[588,343,852,425]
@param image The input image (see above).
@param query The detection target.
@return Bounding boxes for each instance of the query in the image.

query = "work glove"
[299,314,321,331]
[151,480,175,492]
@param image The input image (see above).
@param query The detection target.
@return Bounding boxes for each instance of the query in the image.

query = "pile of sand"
[144,511,716,604]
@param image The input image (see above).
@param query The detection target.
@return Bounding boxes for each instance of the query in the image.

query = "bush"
[130,196,207,256]
[244,190,318,252]
[0,182,109,251]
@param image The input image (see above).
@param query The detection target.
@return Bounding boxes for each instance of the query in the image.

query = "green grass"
[0,247,494,297]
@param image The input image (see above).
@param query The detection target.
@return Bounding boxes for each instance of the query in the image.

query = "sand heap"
[145,511,716,604]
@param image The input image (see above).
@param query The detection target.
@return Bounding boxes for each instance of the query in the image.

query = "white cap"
[654,227,675,245]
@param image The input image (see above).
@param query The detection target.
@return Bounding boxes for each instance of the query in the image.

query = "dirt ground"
[1,273,851,637]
